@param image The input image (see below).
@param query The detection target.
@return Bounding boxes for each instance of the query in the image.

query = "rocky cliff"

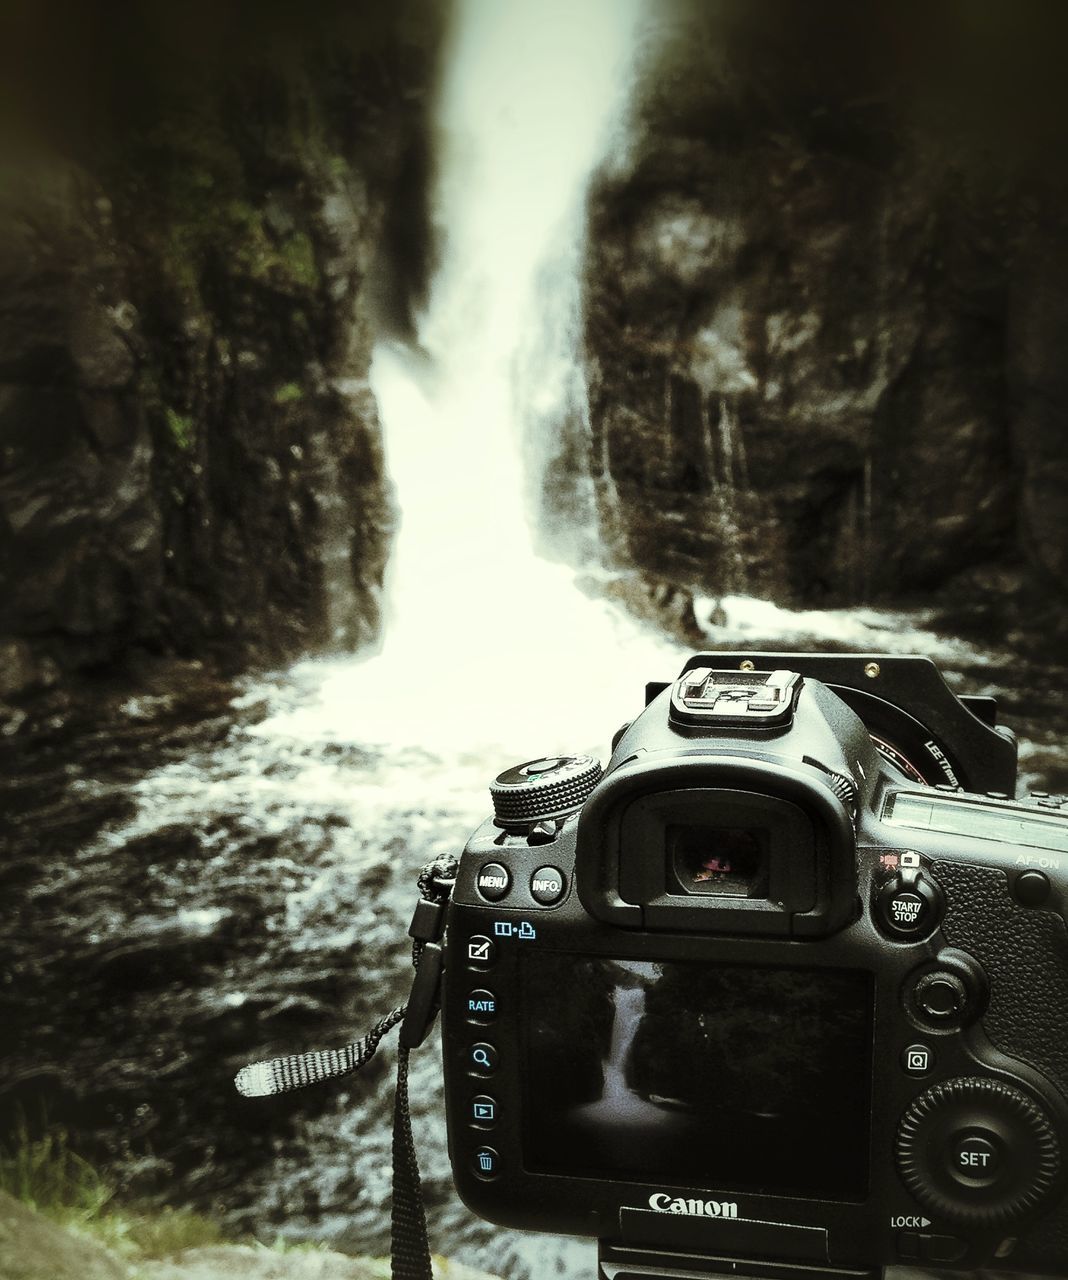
[0,4,440,700]
[583,1,1068,644]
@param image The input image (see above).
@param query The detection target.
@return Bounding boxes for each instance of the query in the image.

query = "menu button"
[477,862,511,902]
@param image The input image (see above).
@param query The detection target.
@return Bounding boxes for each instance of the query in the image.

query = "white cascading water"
[254,0,993,763]
[261,0,665,760]
[602,982,647,1103]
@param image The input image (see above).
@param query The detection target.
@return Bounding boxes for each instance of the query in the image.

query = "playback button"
[470,1095,497,1128]
[948,1131,1004,1187]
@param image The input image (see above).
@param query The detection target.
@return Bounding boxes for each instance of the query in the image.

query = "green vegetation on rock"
[0,1124,502,1279]
[164,408,195,451]
[273,382,304,406]
[0,1119,224,1259]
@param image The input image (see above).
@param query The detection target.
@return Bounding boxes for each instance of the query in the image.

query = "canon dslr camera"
[440,652,1068,1279]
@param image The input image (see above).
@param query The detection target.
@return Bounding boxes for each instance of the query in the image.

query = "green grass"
[0,1121,413,1269]
[0,1119,112,1226]
[0,1119,226,1260]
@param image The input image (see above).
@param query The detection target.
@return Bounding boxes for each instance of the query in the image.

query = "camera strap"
[234,855,459,1280]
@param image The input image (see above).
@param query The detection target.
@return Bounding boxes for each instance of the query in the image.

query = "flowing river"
[3,2,1068,1279]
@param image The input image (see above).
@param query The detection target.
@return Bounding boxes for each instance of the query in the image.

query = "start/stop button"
[875,867,943,939]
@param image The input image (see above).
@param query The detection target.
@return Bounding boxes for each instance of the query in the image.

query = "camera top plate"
[659,653,1017,796]
[670,668,803,728]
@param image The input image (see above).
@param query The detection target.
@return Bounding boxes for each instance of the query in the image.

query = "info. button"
[530,866,566,905]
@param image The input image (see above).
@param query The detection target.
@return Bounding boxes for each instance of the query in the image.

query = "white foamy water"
[250,0,666,762]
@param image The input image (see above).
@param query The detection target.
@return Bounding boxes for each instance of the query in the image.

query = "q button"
[469,1042,499,1076]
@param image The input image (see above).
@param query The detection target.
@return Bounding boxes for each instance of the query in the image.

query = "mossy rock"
[0,1192,503,1280]
[141,1248,501,1279]
[0,1190,128,1280]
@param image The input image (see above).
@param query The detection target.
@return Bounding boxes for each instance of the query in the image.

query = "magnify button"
[470,1042,498,1075]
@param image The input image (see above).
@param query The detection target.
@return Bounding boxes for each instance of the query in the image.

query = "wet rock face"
[0,19,438,696]
[0,168,162,691]
[583,2,1068,632]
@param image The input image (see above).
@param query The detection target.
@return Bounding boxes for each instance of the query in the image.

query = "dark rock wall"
[583,1,1068,638]
[0,4,441,697]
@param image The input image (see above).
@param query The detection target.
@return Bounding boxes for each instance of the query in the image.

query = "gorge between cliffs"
[3,3,1068,1279]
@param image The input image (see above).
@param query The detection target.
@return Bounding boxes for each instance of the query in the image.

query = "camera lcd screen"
[520,954,873,1199]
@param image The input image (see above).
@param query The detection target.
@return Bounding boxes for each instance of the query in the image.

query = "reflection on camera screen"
[521,954,873,1198]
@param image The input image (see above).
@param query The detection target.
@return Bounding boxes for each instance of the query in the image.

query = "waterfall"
[263,0,673,758]
[602,983,647,1102]
[376,0,645,621]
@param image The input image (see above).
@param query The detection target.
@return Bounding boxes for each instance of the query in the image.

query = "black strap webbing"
[234,1006,406,1098]
[234,855,456,1280]
[391,1044,433,1280]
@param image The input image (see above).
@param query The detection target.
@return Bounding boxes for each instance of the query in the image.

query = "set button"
[948,1131,1004,1187]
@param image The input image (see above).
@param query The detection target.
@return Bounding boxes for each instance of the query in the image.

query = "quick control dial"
[896,1077,1060,1229]
[490,755,602,827]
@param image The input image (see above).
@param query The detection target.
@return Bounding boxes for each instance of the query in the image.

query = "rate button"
[465,988,498,1024]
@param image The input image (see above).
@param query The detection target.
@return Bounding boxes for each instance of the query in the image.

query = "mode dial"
[490,756,602,828]
[896,1077,1060,1229]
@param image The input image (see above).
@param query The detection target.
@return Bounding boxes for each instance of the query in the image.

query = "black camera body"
[439,654,1068,1278]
